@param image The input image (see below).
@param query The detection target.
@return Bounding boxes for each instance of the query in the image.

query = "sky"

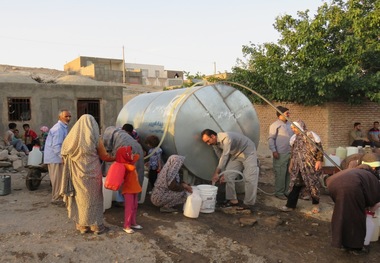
[0,0,327,76]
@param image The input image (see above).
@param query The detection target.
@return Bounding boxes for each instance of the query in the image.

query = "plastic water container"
[27,146,43,166]
[183,186,202,218]
[323,155,341,167]
[0,175,11,196]
[197,184,218,213]
[376,208,380,237]
[364,145,372,154]
[138,176,149,204]
[102,177,113,212]
[112,190,118,201]
[336,147,347,160]
[365,212,375,245]
[371,216,379,242]
[346,146,359,157]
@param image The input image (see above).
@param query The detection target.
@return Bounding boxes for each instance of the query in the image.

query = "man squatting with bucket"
[201,129,259,209]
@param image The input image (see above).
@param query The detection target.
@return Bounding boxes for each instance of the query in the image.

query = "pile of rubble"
[0,145,28,173]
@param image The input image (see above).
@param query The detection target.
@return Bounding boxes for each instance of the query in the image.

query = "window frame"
[7,97,31,121]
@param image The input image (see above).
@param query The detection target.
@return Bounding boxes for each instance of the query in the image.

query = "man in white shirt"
[43,109,71,205]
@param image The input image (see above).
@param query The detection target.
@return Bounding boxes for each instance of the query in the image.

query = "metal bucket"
[116,84,260,181]
[0,175,11,196]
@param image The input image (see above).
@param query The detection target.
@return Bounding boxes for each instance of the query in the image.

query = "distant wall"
[63,57,81,72]
[255,101,380,156]
[94,66,123,83]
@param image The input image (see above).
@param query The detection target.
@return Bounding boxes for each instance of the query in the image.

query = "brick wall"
[255,101,380,155]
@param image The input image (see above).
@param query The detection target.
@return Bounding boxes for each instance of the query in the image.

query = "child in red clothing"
[113,146,142,234]
[23,123,39,151]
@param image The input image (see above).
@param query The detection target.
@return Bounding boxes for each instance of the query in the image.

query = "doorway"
[77,100,101,126]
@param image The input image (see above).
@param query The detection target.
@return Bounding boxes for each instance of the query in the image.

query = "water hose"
[211,81,342,196]
[217,80,342,172]
[143,82,205,160]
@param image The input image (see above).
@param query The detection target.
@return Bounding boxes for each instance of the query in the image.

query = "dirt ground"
[1,155,379,263]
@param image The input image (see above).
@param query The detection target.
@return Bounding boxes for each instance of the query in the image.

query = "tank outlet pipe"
[217,170,244,184]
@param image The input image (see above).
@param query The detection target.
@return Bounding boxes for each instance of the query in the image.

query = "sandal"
[131,224,143,230]
[220,200,240,208]
[160,207,177,213]
[76,224,89,234]
[123,228,135,234]
[349,246,369,255]
[311,206,320,214]
[235,204,251,211]
[91,224,108,235]
[280,206,295,212]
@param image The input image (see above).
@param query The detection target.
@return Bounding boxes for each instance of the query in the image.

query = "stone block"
[12,159,23,170]
[0,150,9,160]
[8,154,21,162]
[10,148,19,155]
[0,161,12,167]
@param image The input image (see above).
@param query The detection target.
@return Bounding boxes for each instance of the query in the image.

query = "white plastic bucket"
[197,184,218,213]
[183,187,202,218]
[102,177,113,212]
[346,146,358,157]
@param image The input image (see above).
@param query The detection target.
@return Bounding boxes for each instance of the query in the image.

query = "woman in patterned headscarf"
[150,155,193,213]
[61,114,115,234]
[280,120,323,214]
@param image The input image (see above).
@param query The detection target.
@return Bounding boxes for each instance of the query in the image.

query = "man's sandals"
[220,200,250,210]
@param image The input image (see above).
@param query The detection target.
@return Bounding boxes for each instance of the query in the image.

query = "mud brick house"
[1,82,123,135]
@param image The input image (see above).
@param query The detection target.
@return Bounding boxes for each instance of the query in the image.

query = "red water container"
[104,162,125,191]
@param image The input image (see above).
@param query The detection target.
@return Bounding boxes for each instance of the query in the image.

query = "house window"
[8,98,31,121]
[77,100,101,126]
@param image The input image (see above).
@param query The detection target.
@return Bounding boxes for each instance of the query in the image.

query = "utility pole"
[122,46,126,84]
[213,62,216,75]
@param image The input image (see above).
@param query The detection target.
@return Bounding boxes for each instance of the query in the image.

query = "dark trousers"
[286,185,319,208]
[148,169,159,190]
[351,140,371,147]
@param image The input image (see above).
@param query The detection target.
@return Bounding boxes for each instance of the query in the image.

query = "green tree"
[183,71,207,87]
[230,0,380,105]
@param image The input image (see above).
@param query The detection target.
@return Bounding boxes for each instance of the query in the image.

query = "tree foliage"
[229,0,380,105]
[183,71,206,87]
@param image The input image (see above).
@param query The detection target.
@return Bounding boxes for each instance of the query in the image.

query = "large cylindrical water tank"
[116,83,260,181]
